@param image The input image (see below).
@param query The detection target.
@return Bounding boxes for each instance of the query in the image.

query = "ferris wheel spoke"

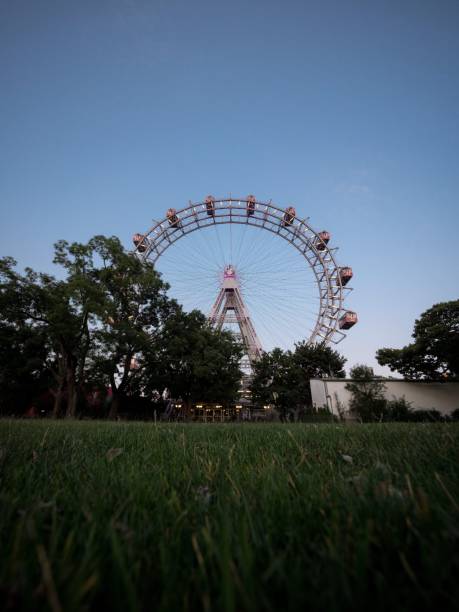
[173,227,222,273]
[174,240,221,273]
[236,230,280,272]
[171,240,221,274]
[213,224,229,268]
[246,298,318,328]
[244,293,319,326]
[250,305,315,350]
[160,250,218,274]
[233,222,252,270]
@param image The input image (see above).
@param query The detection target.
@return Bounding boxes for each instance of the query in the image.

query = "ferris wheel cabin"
[339,311,358,329]
[166,208,180,228]
[315,231,330,251]
[205,195,216,216]
[282,206,296,226]
[339,267,353,286]
[132,233,148,253]
[246,195,256,216]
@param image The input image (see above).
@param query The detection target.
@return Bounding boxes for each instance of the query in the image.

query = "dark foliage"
[0,237,242,417]
[376,300,459,380]
[143,308,243,407]
[250,342,346,419]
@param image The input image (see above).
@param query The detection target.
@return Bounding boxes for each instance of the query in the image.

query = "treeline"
[0,236,242,418]
[1,233,458,421]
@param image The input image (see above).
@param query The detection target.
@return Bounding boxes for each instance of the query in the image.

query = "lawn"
[0,421,458,611]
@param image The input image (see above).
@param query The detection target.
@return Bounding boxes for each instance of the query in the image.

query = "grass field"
[0,421,458,612]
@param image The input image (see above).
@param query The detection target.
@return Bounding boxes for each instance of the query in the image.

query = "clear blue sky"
[1,0,458,374]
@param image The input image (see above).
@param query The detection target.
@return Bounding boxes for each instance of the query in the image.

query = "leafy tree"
[376,300,459,380]
[144,309,243,411]
[250,342,346,419]
[293,341,346,397]
[81,236,173,417]
[250,348,296,418]
[0,264,52,415]
[0,256,90,417]
[51,239,106,416]
[0,237,175,418]
[345,365,387,422]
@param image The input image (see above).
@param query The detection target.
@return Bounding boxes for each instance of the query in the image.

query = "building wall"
[310,379,459,417]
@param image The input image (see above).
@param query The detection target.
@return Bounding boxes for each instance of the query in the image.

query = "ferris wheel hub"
[223,265,236,279]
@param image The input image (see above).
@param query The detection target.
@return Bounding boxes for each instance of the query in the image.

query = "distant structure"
[132,195,358,363]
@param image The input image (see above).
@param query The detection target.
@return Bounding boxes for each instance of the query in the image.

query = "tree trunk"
[52,378,65,418]
[51,357,66,418]
[182,398,192,421]
[65,368,78,418]
[108,392,121,419]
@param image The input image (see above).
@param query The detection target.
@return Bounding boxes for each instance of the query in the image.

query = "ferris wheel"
[132,195,357,364]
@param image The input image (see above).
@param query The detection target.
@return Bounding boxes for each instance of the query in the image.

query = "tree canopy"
[376,300,459,380]
[250,342,346,418]
[143,309,243,407]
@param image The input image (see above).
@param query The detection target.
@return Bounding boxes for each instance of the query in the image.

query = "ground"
[0,421,458,611]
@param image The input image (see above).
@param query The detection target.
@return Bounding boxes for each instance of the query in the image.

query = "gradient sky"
[1,0,458,375]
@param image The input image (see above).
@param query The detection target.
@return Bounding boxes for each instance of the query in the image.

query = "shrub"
[384,396,413,421]
[408,409,446,422]
[300,406,337,423]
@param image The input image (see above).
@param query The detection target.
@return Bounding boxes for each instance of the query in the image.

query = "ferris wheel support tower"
[209,265,263,365]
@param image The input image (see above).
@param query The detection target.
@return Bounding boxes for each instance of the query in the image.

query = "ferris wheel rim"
[134,197,354,345]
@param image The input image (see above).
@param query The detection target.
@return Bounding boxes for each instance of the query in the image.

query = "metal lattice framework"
[209,264,264,364]
[133,196,355,345]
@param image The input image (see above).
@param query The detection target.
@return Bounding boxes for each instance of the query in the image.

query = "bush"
[384,397,413,421]
[299,406,338,423]
[408,409,446,422]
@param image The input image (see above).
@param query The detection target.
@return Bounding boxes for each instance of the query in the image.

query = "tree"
[82,236,173,417]
[250,348,296,418]
[143,309,243,411]
[0,237,175,418]
[345,365,387,422]
[250,342,346,419]
[376,300,459,380]
[0,263,52,415]
[0,256,92,417]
